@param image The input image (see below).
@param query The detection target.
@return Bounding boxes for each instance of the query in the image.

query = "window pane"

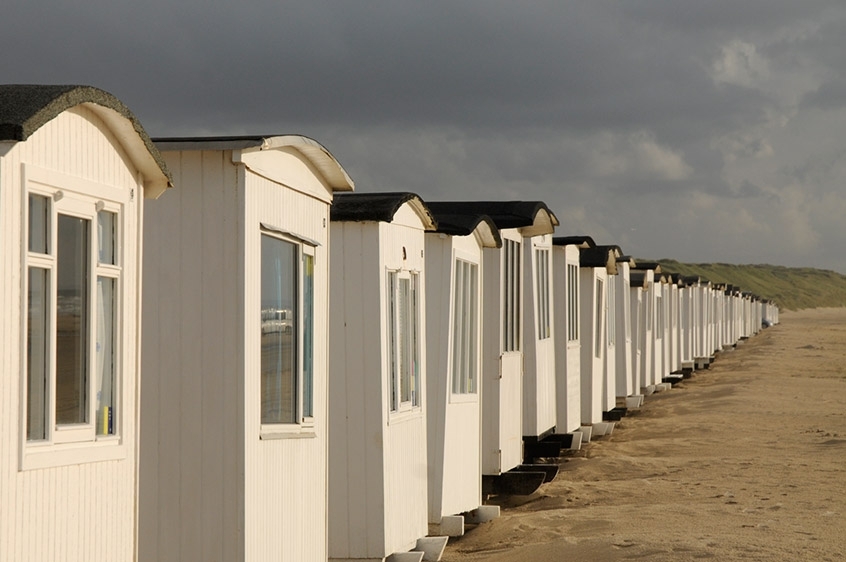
[536,250,550,340]
[411,273,420,406]
[302,253,314,418]
[452,263,464,394]
[607,281,616,345]
[567,264,579,342]
[98,210,117,265]
[468,265,477,393]
[27,268,49,441]
[28,194,49,254]
[96,277,117,435]
[503,240,521,352]
[399,277,411,403]
[594,278,603,358]
[260,235,297,424]
[56,215,90,425]
[452,260,478,394]
[514,241,521,350]
[388,272,398,410]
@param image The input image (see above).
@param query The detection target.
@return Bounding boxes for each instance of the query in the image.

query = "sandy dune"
[443,307,846,561]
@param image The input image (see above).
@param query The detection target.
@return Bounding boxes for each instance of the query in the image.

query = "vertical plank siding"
[522,234,556,438]
[1,108,140,561]
[244,157,330,562]
[328,206,430,561]
[579,267,606,425]
[329,221,387,559]
[614,263,633,398]
[141,146,332,562]
[480,229,524,475]
[552,245,581,433]
[425,233,483,525]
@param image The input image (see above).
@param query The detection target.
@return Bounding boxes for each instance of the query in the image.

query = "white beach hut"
[613,254,639,408]
[577,245,617,435]
[695,279,714,369]
[0,84,170,561]
[422,204,502,536]
[667,274,682,376]
[139,135,354,562]
[598,247,621,418]
[551,236,593,447]
[328,192,447,562]
[423,202,558,488]
[629,270,650,397]
[651,273,668,386]
[680,275,701,374]
[631,263,659,393]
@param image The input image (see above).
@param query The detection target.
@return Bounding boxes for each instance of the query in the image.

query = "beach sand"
[443,307,846,561]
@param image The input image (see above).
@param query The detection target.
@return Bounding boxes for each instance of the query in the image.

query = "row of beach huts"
[0,85,778,561]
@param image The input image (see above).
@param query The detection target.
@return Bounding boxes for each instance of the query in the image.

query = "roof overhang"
[0,85,172,198]
[155,134,354,193]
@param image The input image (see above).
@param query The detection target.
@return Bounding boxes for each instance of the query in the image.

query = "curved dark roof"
[553,235,596,248]
[0,84,171,195]
[632,261,662,273]
[425,201,558,235]
[427,211,502,248]
[331,192,437,229]
[630,270,650,288]
[579,246,619,273]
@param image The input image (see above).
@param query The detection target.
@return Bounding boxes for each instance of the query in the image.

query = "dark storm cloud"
[2,0,846,272]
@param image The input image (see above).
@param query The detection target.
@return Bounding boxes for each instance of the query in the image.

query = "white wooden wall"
[329,204,429,560]
[141,147,333,562]
[244,165,332,562]
[629,286,643,394]
[579,267,606,424]
[0,107,142,561]
[651,282,665,385]
[638,271,655,390]
[552,245,580,433]
[329,221,387,560]
[480,229,523,475]
[602,274,617,411]
[701,285,710,356]
[681,287,693,367]
[522,234,556,437]
[614,263,633,398]
[424,233,482,524]
[669,284,681,373]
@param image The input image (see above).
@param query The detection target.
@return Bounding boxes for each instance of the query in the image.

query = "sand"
[443,307,846,561]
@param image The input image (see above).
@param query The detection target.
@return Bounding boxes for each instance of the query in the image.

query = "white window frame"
[567,263,579,343]
[259,228,316,440]
[594,277,604,359]
[535,248,551,340]
[20,166,127,470]
[502,237,521,353]
[387,269,421,415]
[607,277,616,347]
[450,253,479,401]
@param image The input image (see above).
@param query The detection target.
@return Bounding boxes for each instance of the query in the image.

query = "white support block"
[466,505,500,524]
[435,515,464,537]
[568,431,583,450]
[593,422,615,436]
[415,536,449,561]
[641,385,656,396]
[656,382,672,392]
[578,425,593,443]
[626,395,644,409]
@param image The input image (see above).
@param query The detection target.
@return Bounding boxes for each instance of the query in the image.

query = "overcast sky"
[4,1,846,273]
